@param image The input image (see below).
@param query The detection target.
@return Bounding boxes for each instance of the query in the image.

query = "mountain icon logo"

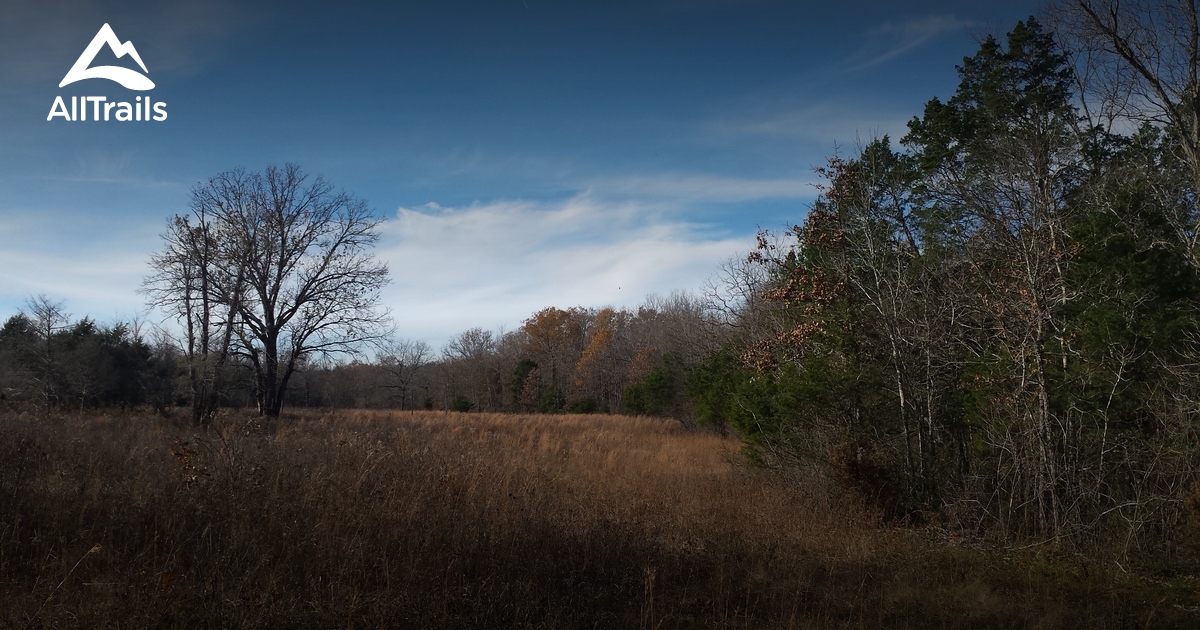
[59,23,154,91]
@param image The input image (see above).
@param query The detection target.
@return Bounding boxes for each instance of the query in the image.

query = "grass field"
[1,409,1197,628]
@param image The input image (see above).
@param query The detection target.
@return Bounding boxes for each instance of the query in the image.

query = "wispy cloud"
[377,194,749,344]
[0,186,757,346]
[592,173,817,203]
[0,209,161,323]
[419,149,815,204]
[709,98,913,145]
[0,195,755,344]
[847,15,976,69]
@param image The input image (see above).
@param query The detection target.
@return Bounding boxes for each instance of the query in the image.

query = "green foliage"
[537,386,565,413]
[905,17,1074,175]
[685,349,742,430]
[621,352,685,417]
[0,312,169,412]
[451,395,474,413]
[697,18,1200,546]
[686,340,888,462]
[511,358,538,404]
[1058,188,1197,413]
[566,397,599,414]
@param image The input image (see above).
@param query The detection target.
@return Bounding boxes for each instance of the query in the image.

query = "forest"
[4,4,1200,626]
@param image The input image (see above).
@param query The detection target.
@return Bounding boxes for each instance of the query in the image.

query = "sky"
[0,0,1044,347]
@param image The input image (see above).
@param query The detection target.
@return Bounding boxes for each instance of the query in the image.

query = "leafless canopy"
[1052,1,1200,173]
[144,163,391,419]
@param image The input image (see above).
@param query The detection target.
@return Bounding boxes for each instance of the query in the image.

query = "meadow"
[1,409,1196,628]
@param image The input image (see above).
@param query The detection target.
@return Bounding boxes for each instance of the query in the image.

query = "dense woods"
[0,296,176,416]
[700,17,1200,550]
[5,5,1200,565]
[691,13,1200,551]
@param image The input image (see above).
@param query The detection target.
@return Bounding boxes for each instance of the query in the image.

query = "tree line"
[279,293,714,417]
[0,292,713,421]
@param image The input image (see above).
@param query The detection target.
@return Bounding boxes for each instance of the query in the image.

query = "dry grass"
[1,408,1195,628]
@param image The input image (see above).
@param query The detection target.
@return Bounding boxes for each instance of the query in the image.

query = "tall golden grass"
[0,408,1193,628]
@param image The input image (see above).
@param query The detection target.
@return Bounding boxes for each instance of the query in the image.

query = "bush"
[451,394,474,412]
[566,397,599,414]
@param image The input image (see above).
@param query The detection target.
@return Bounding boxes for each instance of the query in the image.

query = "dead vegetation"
[1,409,1195,628]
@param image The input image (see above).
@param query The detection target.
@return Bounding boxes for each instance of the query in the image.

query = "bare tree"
[442,328,502,411]
[146,164,392,419]
[22,295,69,421]
[1052,0,1200,259]
[702,254,770,331]
[1053,1,1199,165]
[379,338,432,410]
[144,208,244,425]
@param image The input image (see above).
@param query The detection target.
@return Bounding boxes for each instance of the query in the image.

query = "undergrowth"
[0,409,1196,628]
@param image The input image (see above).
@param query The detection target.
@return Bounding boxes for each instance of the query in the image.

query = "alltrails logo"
[47,24,167,122]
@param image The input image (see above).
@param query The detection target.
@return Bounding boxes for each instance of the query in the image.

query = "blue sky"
[0,0,1042,346]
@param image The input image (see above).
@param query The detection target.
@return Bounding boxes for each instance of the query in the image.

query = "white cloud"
[0,189,757,347]
[849,15,977,69]
[0,210,160,324]
[378,194,749,345]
